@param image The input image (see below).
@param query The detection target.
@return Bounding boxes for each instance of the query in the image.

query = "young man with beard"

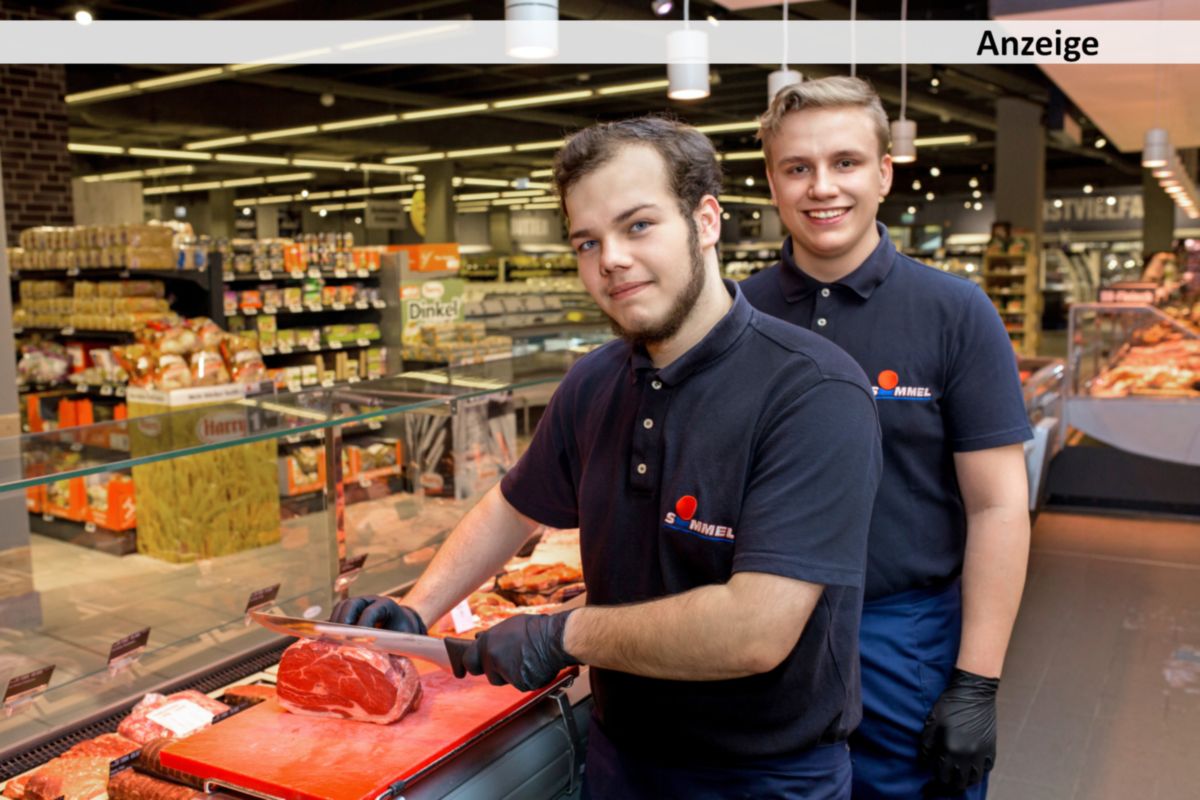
[740,76,1032,799]
[333,117,882,798]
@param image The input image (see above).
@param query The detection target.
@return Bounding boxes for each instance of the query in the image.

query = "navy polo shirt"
[500,280,882,764]
[741,224,1032,601]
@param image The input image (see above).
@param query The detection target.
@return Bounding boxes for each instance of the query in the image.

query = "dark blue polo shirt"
[500,280,881,764]
[741,224,1032,601]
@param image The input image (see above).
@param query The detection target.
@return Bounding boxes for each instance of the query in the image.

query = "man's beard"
[608,222,708,347]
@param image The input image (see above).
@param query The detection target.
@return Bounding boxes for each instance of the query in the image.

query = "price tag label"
[42,513,54,522]
[288,304,303,313]
[306,303,323,312]
[78,384,90,394]
[61,326,76,336]
[258,270,273,280]
[118,270,132,279]
[244,583,281,614]
[263,306,277,315]
[356,268,370,278]
[260,347,276,356]
[279,344,294,354]
[287,381,302,393]
[307,269,321,278]
[244,307,258,316]
[355,300,369,310]
[84,521,97,533]
[320,379,335,388]
[306,343,319,352]
[66,268,80,277]
[334,554,368,592]
[3,665,54,714]
[368,421,382,431]
[288,271,305,280]
[331,303,346,311]
[146,698,214,737]
[356,338,371,348]
[347,376,361,384]
[223,273,235,282]
[450,600,475,634]
[372,300,387,310]
[107,627,150,672]
[100,385,114,397]
[334,269,348,279]
[329,341,343,350]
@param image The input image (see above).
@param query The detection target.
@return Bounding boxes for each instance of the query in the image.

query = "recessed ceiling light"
[651,0,673,16]
[929,166,941,177]
[74,9,93,25]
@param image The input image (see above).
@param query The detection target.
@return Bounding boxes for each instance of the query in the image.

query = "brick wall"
[0,6,74,244]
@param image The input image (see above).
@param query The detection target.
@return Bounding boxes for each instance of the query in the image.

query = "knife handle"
[443,637,473,678]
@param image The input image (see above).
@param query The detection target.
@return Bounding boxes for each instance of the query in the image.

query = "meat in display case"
[1065,303,1200,465]
[0,352,590,800]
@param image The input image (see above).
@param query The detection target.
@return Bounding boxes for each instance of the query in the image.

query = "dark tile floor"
[989,511,1200,800]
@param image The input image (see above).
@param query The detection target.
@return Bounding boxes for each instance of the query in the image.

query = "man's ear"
[694,195,722,249]
[879,153,894,198]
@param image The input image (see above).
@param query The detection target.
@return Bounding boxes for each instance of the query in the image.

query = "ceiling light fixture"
[504,0,559,59]
[929,166,941,177]
[1094,137,1107,149]
[652,0,673,16]
[768,0,802,102]
[1142,127,1171,168]
[667,2,709,101]
[889,0,915,164]
[1083,184,1094,194]
[74,9,93,25]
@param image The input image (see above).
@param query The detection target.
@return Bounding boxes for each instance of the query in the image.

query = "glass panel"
[0,357,572,754]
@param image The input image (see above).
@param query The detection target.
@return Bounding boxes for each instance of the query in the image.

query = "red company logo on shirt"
[663,495,736,543]
[872,370,933,402]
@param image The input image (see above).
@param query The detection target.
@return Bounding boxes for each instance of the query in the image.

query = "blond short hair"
[757,75,890,160]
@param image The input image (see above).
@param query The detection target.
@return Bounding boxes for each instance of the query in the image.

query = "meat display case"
[1064,303,1200,465]
[0,352,591,800]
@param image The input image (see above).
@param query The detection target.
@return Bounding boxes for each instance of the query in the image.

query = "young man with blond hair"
[741,75,1032,799]
[336,116,883,798]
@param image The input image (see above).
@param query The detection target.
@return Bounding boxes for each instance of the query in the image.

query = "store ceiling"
[24,0,1144,208]
[994,0,1200,154]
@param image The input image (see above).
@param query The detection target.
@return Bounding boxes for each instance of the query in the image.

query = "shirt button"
[820,288,831,298]
[816,317,828,327]
[651,380,663,390]
[643,418,654,429]
[636,463,648,475]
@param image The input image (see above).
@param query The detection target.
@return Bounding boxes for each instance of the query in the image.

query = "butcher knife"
[251,611,471,674]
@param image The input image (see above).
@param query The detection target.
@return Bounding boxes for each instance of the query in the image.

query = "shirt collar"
[777,221,896,302]
[628,279,752,386]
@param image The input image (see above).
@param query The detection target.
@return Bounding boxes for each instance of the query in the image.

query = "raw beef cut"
[134,738,204,789]
[107,770,206,800]
[62,732,140,761]
[2,734,139,799]
[276,639,422,725]
[118,690,229,744]
[21,757,109,800]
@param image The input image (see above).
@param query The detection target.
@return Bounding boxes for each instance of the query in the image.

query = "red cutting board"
[159,664,576,800]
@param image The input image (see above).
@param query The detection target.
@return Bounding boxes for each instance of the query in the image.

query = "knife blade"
[251,611,471,674]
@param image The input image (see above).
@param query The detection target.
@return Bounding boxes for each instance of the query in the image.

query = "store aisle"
[990,511,1200,800]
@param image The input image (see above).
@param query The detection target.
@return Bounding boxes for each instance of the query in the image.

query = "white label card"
[146,699,214,737]
[450,599,475,634]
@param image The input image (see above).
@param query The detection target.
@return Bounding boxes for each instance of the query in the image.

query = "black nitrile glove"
[919,668,1000,796]
[456,610,577,691]
[330,595,427,634]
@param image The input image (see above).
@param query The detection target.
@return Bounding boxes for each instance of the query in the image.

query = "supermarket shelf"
[222,269,380,283]
[485,321,610,338]
[28,512,136,556]
[19,382,127,399]
[15,327,136,341]
[276,420,384,447]
[11,268,211,286]
[259,339,381,358]
[229,300,386,320]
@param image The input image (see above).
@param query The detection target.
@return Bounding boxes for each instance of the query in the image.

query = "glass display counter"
[0,353,590,799]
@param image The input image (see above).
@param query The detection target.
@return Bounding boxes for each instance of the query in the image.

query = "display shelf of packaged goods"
[258,339,382,358]
[28,513,136,557]
[227,300,385,321]
[10,268,213,287]
[983,251,1040,356]
[18,382,127,399]
[14,327,136,341]
[222,269,380,283]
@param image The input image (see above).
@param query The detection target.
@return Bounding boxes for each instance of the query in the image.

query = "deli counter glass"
[0,352,591,800]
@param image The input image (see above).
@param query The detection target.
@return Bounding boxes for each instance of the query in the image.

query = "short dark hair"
[553,116,723,219]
